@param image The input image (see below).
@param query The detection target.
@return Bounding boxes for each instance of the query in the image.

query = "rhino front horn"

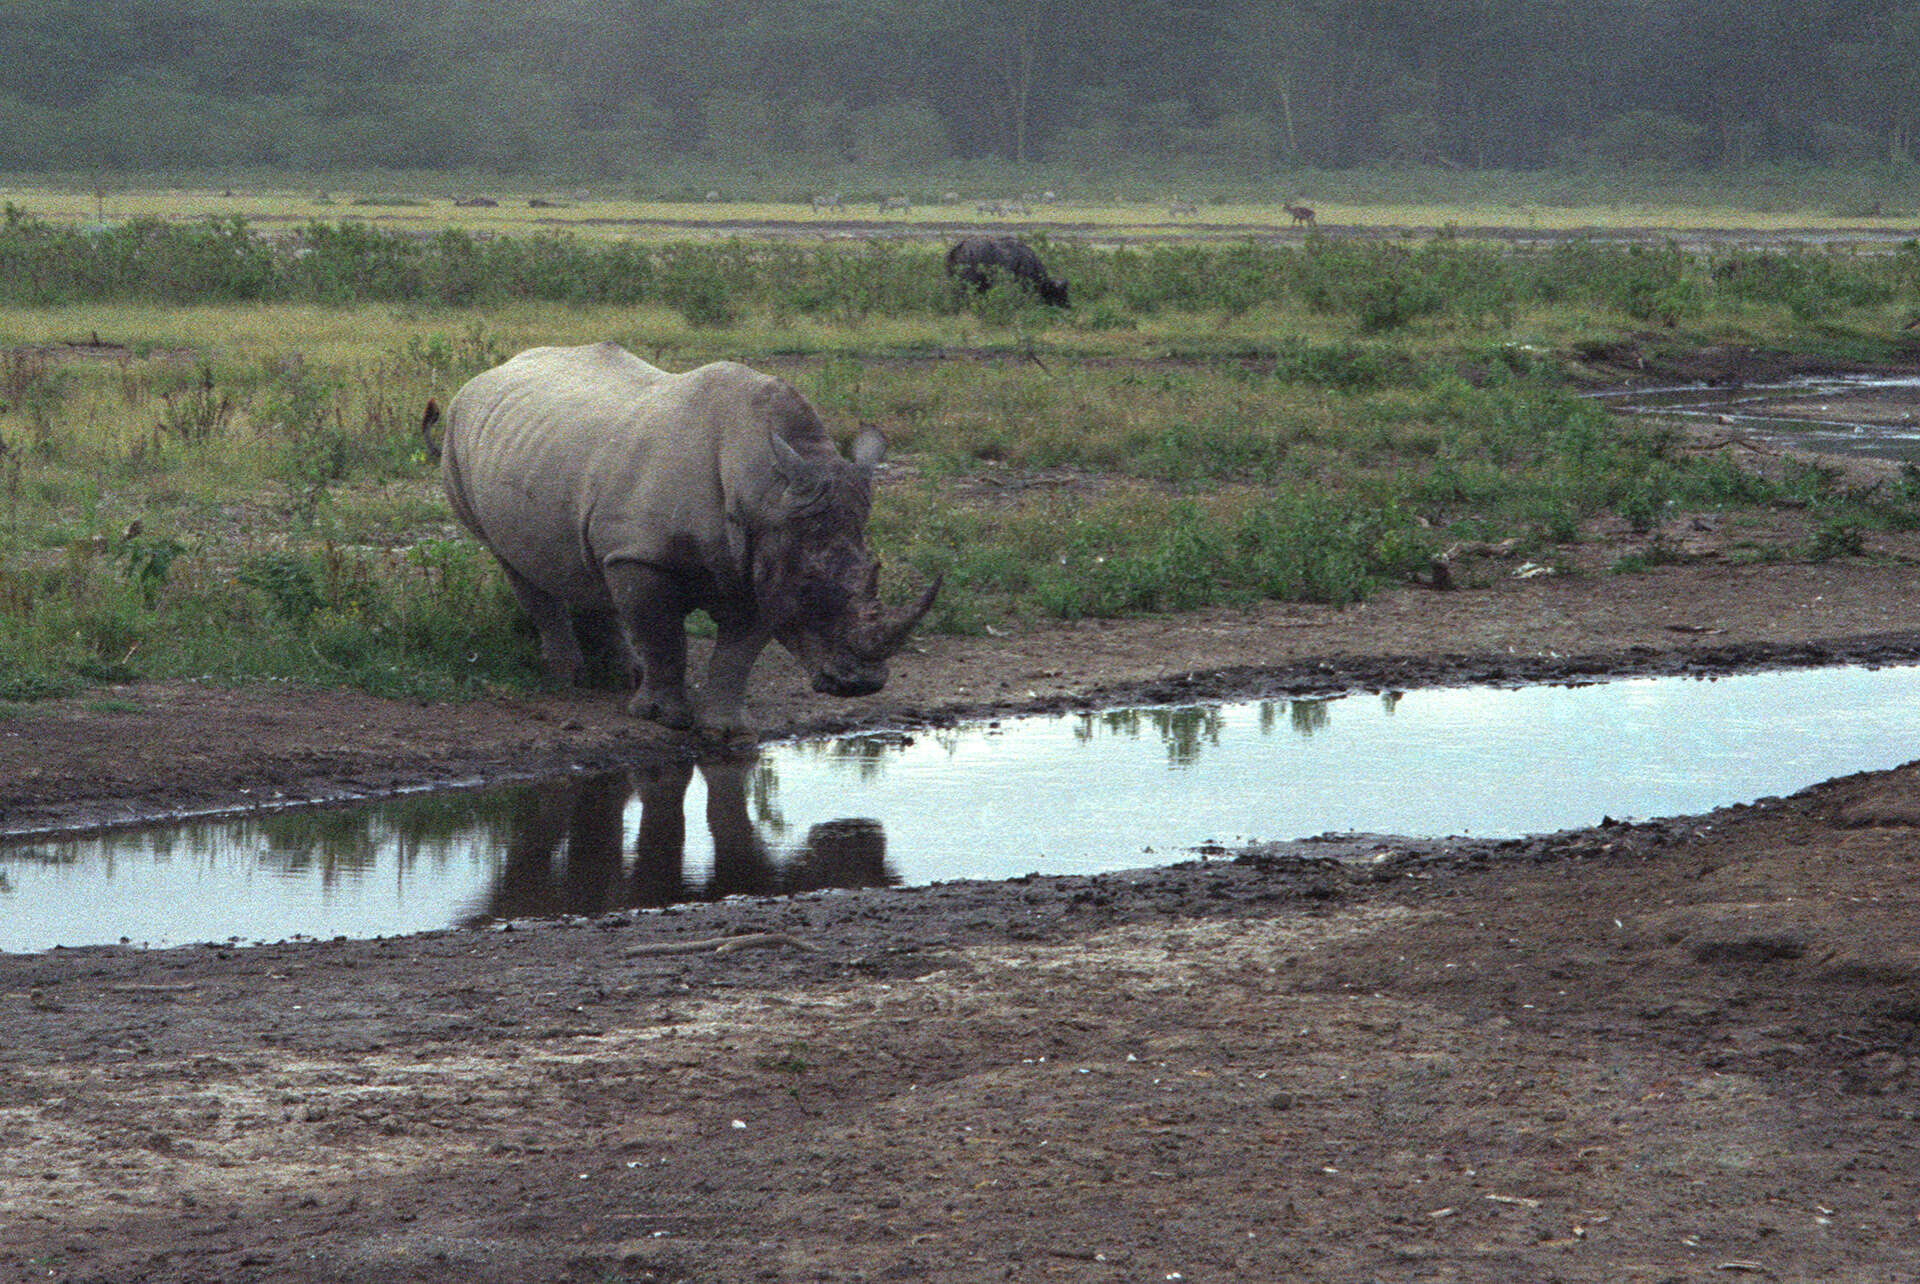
[860,574,943,660]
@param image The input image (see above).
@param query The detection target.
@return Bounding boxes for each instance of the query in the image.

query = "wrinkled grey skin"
[440,343,939,737]
[945,235,1070,307]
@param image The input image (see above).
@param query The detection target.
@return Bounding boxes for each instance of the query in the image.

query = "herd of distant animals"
[450,188,1321,229]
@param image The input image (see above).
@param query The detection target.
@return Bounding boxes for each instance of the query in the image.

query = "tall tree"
[1830,4,1920,163]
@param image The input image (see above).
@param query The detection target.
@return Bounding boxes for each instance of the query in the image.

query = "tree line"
[5,0,1916,178]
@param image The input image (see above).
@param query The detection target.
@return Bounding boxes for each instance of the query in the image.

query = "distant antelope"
[1168,199,1199,217]
[1285,202,1316,227]
[878,195,912,214]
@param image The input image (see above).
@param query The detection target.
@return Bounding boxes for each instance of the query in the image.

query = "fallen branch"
[1682,433,1780,455]
[624,931,819,958]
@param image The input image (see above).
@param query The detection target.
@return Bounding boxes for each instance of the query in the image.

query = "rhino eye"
[794,580,847,621]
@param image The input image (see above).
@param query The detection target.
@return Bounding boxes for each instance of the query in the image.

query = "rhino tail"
[420,398,443,462]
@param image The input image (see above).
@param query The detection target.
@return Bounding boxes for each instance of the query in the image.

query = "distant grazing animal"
[945,235,1069,307]
[878,195,912,213]
[1285,202,1316,227]
[1168,199,1199,217]
[429,343,940,737]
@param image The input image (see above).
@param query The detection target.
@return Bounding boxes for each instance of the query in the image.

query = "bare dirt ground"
[9,370,1920,1281]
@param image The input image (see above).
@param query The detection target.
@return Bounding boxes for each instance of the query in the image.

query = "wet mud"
[9,556,1920,1281]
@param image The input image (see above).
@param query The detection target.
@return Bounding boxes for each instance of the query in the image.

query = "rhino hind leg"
[605,562,697,729]
[500,562,584,685]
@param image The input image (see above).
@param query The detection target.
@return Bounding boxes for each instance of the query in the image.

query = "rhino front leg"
[700,618,773,741]
[500,562,583,685]
[604,562,696,729]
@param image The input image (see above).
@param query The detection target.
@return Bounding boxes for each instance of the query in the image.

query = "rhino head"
[756,427,940,697]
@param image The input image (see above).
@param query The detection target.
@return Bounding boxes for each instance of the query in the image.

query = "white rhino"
[434,342,938,736]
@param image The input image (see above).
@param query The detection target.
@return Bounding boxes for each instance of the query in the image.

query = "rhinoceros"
[945,235,1069,307]
[435,342,939,736]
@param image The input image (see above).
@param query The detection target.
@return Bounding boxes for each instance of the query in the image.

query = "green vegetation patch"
[2,228,1917,702]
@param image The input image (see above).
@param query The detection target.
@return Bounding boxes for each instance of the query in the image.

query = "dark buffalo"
[945,235,1069,307]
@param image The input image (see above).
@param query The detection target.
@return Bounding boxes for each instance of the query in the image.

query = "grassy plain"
[2,185,1918,704]
[13,170,1920,243]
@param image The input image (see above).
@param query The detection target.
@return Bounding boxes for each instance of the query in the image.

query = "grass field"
[1,183,1917,705]
[12,172,1920,245]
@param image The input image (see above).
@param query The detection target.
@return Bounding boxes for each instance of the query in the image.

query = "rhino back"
[445,345,829,606]
[444,344,783,606]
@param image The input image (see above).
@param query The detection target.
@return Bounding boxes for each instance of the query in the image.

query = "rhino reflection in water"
[467,756,896,924]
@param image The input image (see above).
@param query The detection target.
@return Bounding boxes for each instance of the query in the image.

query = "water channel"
[1598,373,1920,464]
[6,663,1920,953]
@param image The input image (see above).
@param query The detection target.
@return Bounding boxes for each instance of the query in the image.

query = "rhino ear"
[849,425,887,468]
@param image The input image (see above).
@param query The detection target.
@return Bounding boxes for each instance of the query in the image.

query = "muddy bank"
[7,751,1920,1283]
[10,552,1920,839]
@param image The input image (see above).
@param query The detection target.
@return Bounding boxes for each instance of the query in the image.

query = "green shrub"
[658,257,741,327]
[238,552,324,623]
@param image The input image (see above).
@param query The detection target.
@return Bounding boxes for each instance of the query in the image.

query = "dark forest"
[3,0,1911,176]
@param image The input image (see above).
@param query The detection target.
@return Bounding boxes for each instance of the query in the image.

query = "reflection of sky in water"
[1606,376,1920,463]
[769,666,1920,869]
[6,664,1920,951]
[0,814,497,952]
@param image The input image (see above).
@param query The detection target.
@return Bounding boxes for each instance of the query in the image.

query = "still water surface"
[5,664,1920,952]
[1602,375,1920,463]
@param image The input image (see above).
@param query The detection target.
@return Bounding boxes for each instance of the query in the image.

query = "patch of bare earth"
[8,380,1920,1280]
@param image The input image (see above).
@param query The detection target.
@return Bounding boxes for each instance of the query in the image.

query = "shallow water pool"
[5,663,1920,951]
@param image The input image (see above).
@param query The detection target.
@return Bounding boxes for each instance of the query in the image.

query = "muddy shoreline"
[10,624,1920,846]
[10,562,1920,1281]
